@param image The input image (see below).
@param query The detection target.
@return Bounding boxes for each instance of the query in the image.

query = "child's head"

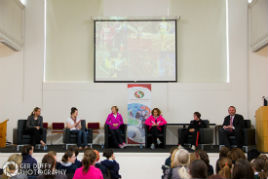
[103,149,114,159]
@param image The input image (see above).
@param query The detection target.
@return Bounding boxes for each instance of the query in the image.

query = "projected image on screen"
[94,20,177,82]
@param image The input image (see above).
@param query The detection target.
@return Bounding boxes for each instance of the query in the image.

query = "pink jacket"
[73,166,103,179]
[145,115,167,131]
[105,113,124,130]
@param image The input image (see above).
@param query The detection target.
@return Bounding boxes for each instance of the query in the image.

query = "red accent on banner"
[127,84,151,91]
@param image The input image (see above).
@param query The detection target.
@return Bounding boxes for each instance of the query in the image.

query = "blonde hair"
[170,148,178,168]
[174,149,191,179]
[8,154,23,166]
[218,157,232,179]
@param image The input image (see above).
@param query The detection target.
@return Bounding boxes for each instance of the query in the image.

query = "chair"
[87,122,100,134]
[50,122,65,144]
[221,119,255,151]
[15,119,47,151]
[43,122,48,129]
[104,124,127,148]
[178,120,214,148]
[144,124,166,148]
[63,120,93,149]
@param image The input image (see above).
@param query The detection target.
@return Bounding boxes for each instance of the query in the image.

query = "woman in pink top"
[73,149,103,179]
[105,106,126,149]
[145,108,167,149]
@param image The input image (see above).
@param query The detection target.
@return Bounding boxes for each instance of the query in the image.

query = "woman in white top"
[66,107,87,149]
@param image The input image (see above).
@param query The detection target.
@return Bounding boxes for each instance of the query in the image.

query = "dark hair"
[190,160,208,179]
[219,146,230,158]
[111,106,119,112]
[82,149,96,174]
[232,159,254,179]
[197,150,209,166]
[151,108,161,116]
[21,145,33,156]
[252,157,268,179]
[69,146,79,157]
[70,107,78,115]
[62,150,74,163]
[227,148,245,164]
[229,106,236,110]
[31,107,40,116]
[194,112,201,119]
[41,154,56,179]
[48,151,57,157]
[103,149,114,159]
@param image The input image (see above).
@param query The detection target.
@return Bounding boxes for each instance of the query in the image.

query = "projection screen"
[94,20,177,82]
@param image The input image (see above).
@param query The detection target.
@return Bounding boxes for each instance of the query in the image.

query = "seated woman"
[145,108,167,149]
[37,154,67,179]
[178,112,206,150]
[73,149,103,179]
[57,150,77,179]
[25,107,46,147]
[66,107,88,149]
[105,106,126,148]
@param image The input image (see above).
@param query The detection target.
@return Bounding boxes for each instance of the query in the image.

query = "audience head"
[169,146,178,156]
[111,106,119,114]
[48,151,57,162]
[232,159,254,179]
[190,151,200,163]
[174,149,191,179]
[82,149,96,174]
[21,145,33,156]
[219,146,230,158]
[170,148,179,168]
[189,159,208,179]
[248,149,260,162]
[251,156,268,179]
[197,150,210,167]
[193,112,201,120]
[62,150,76,164]
[103,149,114,159]
[41,154,56,178]
[8,154,23,168]
[69,146,79,157]
[227,148,245,164]
[228,106,236,116]
[31,107,41,116]
[218,157,232,179]
[70,107,78,118]
[151,108,161,117]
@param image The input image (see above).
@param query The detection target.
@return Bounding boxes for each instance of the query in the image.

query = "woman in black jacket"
[178,112,206,150]
[25,107,46,147]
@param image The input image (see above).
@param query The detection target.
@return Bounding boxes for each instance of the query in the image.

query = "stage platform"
[0,144,221,153]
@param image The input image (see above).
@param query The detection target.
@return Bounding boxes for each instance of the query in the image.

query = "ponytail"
[177,166,191,179]
[62,150,74,163]
[218,158,232,179]
[30,107,40,116]
[82,150,96,174]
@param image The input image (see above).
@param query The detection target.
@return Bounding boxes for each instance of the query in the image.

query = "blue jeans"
[71,130,88,147]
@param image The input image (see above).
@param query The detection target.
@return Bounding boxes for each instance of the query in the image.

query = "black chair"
[178,120,214,148]
[15,119,47,151]
[63,120,93,149]
[144,124,166,148]
[222,119,255,149]
[104,124,127,148]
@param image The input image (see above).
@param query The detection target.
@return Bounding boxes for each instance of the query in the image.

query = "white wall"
[0,0,267,144]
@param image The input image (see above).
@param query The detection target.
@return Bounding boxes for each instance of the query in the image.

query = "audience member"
[197,150,214,176]
[101,149,121,179]
[57,150,77,179]
[232,159,254,179]
[189,159,208,179]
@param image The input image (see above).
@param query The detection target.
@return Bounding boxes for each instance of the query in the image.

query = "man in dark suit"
[219,106,244,148]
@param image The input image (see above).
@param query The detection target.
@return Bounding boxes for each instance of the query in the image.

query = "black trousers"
[179,129,199,146]
[219,128,243,148]
[149,126,161,145]
[110,129,124,147]
[25,127,44,146]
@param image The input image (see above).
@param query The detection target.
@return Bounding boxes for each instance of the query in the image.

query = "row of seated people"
[21,105,253,150]
[162,146,268,179]
[1,145,267,179]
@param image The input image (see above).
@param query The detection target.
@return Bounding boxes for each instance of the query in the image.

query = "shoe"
[157,138,162,145]
[122,143,127,148]
[150,144,155,150]
[191,145,196,151]
[119,144,124,149]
